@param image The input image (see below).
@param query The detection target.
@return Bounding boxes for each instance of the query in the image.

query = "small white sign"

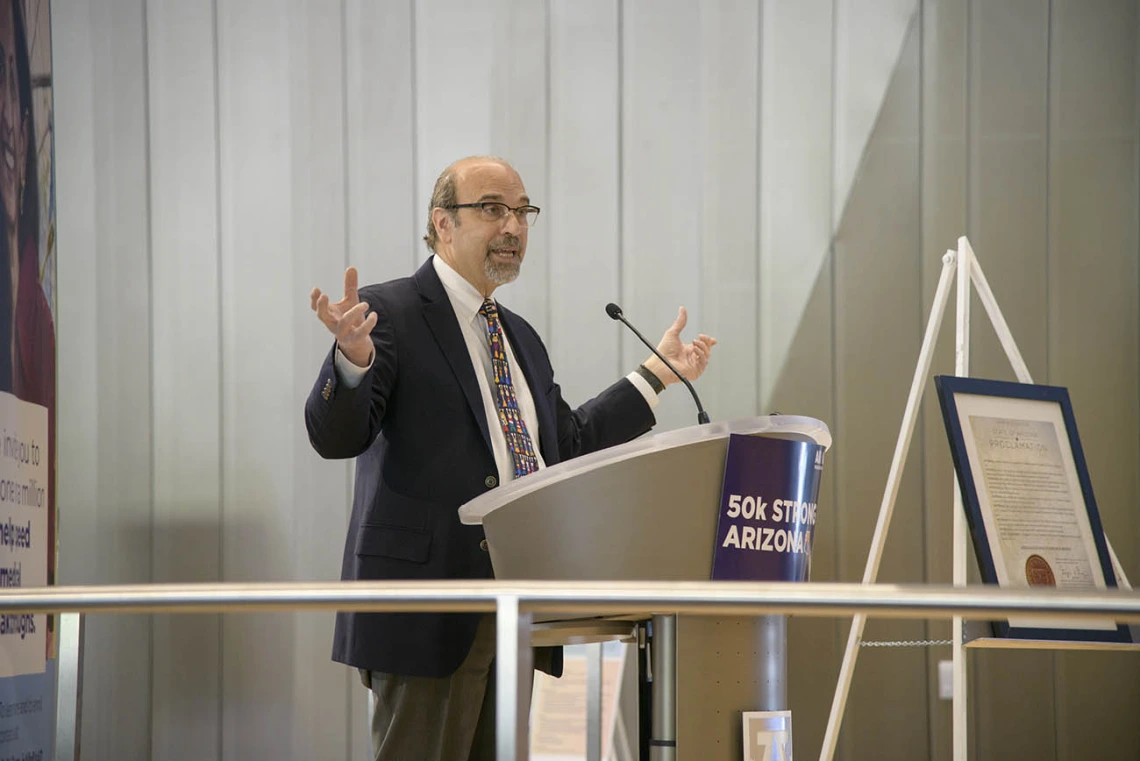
[742,710,792,761]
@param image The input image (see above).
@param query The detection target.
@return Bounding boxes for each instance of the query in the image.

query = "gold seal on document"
[1025,554,1056,586]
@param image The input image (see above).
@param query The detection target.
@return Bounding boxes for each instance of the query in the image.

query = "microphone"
[605,302,711,425]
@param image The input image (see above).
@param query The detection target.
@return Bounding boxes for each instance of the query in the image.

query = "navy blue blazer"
[304,258,656,678]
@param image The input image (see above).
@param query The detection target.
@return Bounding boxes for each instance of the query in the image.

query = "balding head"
[423,156,518,253]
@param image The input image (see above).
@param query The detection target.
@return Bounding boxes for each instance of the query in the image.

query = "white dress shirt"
[334,256,659,484]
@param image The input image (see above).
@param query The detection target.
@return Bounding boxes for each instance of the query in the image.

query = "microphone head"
[605,303,623,320]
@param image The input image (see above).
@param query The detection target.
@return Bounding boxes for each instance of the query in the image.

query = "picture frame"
[934,375,1131,643]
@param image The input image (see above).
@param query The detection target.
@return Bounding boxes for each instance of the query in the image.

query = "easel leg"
[951,236,972,761]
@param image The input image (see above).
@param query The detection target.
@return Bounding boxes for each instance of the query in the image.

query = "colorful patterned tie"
[478,299,540,478]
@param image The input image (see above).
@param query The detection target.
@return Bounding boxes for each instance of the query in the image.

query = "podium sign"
[712,435,824,582]
[742,710,792,761]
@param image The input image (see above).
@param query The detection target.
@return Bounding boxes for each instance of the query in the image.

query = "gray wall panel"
[620,0,705,432]
[216,1,297,757]
[58,1,156,758]
[145,0,223,758]
[967,1,1056,758]
[56,0,155,756]
[1049,2,1140,758]
[832,0,919,224]
[53,0,104,754]
[968,0,1050,384]
[697,0,760,421]
[760,0,835,411]
[413,0,493,269]
[547,0,621,404]
[832,19,928,761]
[345,0,418,282]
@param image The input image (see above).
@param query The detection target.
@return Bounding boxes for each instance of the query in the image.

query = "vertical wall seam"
[139,1,156,758]
[965,0,974,242]
[339,4,352,756]
[916,2,928,589]
[544,0,552,337]
[211,0,225,757]
[341,0,350,275]
[827,6,843,757]
[914,4,935,757]
[1045,0,1053,387]
[754,0,763,416]
[1044,4,1059,759]
[830,0,842,593]
[409,0,420,271]
[963,2,978,755]
[695,9,704,347]
[616,0,624,375]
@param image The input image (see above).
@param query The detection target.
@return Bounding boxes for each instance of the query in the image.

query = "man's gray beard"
[484,257,520,285]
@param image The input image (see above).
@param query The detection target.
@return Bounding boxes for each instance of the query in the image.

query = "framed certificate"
[934,376,1131,642]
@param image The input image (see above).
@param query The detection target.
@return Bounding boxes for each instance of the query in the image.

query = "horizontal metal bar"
[0,581,1137,622]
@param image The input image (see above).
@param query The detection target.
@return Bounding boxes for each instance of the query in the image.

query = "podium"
[460,415,831,760]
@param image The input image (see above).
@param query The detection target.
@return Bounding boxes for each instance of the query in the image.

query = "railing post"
[54,612,84,761]
[496,594,533,761]
[586,642,603,761]
[650,614,676,761]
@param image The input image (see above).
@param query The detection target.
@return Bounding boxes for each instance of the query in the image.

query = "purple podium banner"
[712,434,825,581]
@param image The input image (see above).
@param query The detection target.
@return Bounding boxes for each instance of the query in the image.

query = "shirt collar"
[432,254,491,323]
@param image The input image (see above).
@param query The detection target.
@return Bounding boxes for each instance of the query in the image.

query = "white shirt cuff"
[625,371,660,410]
[335,345,373,389]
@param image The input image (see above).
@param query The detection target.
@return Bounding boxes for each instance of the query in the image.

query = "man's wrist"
[339,342,373,368]
[635,363,665,394]
[643,356,680,388]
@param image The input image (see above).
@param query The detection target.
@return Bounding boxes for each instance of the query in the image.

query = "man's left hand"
[645,306,718,386]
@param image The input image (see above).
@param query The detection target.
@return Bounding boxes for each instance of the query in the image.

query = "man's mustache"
[488,235,521,251]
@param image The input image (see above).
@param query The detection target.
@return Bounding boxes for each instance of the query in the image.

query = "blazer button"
[479,539,489,552]
[484,475,497,488]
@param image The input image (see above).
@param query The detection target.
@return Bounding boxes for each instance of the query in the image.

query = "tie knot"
[478,298,498,320]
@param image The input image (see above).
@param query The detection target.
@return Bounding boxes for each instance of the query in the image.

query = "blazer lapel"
[414,259,493,455]
[498,308,560,465]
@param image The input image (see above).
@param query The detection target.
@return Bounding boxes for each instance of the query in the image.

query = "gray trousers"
[361,616,537,761]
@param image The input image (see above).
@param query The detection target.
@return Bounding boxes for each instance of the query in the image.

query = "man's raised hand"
[644,306,717,386]
[310,267,377,368]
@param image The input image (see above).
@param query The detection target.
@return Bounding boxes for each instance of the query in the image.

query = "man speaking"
[305,156,716,761]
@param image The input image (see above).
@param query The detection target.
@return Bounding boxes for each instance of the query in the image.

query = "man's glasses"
[444,202,541,227]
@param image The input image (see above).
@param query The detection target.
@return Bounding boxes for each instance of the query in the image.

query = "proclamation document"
[953,394,1116,632]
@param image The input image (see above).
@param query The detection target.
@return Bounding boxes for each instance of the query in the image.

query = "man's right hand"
[311,267,377,368]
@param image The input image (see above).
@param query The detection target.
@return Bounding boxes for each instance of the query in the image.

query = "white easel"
[818,236,1134,761]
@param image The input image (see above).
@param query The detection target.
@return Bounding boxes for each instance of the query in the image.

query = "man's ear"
[431,208,454,245]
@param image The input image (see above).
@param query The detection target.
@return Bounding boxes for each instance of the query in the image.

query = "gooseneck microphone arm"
[605,302,711,425]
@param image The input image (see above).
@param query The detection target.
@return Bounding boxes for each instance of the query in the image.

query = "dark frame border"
[934,375,1130,643]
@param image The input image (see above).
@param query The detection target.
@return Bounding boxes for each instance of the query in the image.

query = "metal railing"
[4,579,1137,761]
[5,579,1139,618]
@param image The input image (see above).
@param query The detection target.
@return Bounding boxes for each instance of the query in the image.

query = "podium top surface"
[458,414,830,525]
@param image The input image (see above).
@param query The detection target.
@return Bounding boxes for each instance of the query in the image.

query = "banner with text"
[712,435,824,582]
[0,1,57,758]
